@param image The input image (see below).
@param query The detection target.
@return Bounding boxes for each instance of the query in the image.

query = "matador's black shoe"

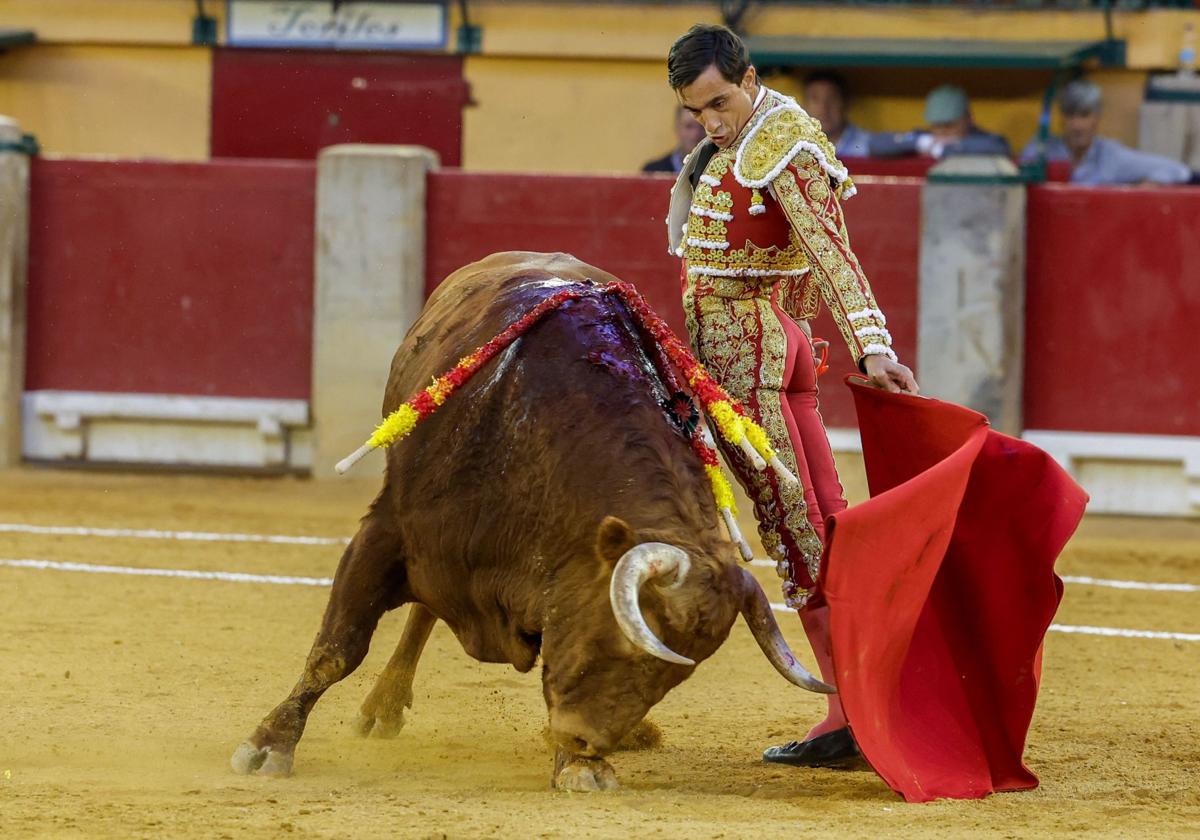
[762,728,868,770]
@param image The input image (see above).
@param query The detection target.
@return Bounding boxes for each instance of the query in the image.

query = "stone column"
[918,156,1026,436]
[0,116,30,468]
[1138,76,1200,170]
[311,145,439,478]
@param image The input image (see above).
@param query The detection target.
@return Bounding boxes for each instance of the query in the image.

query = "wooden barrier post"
[311,145,439,478]
[918,156,1026,436]
[0,116,30,468]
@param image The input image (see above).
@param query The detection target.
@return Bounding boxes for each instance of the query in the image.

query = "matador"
[665,24,919,768]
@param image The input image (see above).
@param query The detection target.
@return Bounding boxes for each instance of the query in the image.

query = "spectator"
[643,105,707,173]
[801,70,872,157]
[869,84,1011,159]
[1020,80,1200,185]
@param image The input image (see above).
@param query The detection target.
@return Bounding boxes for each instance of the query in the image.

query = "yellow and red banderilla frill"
[336,280,801,561]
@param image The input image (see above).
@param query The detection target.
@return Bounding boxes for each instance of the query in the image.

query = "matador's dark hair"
[667,24,750,91]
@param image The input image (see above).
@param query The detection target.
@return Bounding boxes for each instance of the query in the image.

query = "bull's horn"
[737,567,836,694]
[608,543,695,667]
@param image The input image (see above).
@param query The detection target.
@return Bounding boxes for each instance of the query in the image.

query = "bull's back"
[376,251,727,669]
[384,252,621,412]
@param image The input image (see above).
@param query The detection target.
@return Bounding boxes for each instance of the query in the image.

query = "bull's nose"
[549,709,612,757]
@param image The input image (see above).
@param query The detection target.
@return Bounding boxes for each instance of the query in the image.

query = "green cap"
[924,84,969,124]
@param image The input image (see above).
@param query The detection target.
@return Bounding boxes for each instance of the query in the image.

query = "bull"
[230,252,831,791]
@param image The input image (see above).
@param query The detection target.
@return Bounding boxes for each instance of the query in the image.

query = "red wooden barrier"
[840,158,1072,183]
[26,158,316,400]
[425,170,684,331]
[211,49,467,165]
[1025,184,1200,437]
[842,157,937,179]
[31,159,1194,445]
[425,171,922,429]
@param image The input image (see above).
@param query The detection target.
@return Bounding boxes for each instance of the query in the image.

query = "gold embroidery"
[684,151,734,256]
[734,102,856,201]
[688,215,728,242]
[685,152,810,279]
[693,274,776,301]
[804,177,830,205]
[693,186,734,214]
[686,292,823,597]
[776,266,821,324]
[773,155,891,364]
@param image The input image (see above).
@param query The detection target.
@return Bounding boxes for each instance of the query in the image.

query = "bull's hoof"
[553,758,619,792]
[354,708,405,739]
[356,687,411,739]
[230,741,294,777]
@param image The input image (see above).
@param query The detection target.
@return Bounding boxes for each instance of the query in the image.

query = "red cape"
[820,379,1088,803]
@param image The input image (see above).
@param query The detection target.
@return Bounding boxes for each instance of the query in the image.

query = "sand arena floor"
[0,463,1198,839]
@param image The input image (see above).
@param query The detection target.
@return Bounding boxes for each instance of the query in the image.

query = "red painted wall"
[425,172,922,428]
[425,171,684,334]
[211,48,467,165]
[26,158,315,400]
[1024,184,1200,437]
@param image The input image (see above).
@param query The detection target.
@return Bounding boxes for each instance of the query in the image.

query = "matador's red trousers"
[685,276,849,737]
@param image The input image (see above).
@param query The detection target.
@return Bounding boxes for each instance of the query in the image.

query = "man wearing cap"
[1020,79,1200,185]
[664,23,918,769]
[870,84,1011,159]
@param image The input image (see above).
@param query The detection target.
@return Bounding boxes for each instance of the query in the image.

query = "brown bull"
[231,252,830,791]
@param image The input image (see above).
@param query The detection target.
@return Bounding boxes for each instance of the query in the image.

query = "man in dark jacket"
[643,105,707,173]
[870,84,1010,159]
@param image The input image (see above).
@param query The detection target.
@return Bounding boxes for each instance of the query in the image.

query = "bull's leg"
[230,509,407,777]
[354,603,436,738]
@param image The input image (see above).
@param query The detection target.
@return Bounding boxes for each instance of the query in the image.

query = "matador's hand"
[863,354,919,394]
[811,338,829,368]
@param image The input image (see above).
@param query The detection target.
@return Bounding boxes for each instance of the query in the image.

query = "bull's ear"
[595,516,636,566]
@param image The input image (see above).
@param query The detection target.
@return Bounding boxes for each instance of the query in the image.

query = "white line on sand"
[0,558,333,587]
[749,559,1198,593]
[0,522,347,546]
[3,557,1196,642]
[4,524,1195,594]
[1044,623,1200,642]
[1057,575,1199,593]
[762,601,1200,641]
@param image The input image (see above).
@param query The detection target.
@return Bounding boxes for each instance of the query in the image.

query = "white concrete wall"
[310,145,438,479]
[918,156,1026,437]
[0,116,29,468]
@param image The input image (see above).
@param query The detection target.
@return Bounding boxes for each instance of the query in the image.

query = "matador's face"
[677,64,759,150]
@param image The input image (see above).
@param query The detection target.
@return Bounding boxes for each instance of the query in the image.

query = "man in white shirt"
[1020,80,1198,185]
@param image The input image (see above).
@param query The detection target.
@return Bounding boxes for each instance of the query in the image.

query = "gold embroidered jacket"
[667,87,896,364]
